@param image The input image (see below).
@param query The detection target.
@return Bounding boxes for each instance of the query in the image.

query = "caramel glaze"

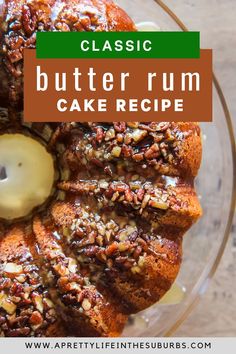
[0,1,202,337]
[0,0,136,108]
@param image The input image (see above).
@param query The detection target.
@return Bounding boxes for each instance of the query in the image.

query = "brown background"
[24,49,212,122]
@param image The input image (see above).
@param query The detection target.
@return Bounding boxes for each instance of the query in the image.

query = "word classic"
[79,39,153,53]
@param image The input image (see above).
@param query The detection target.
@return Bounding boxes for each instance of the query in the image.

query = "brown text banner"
[24,49,212,122]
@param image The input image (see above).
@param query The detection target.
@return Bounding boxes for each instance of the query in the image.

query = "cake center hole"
[0,133,55,220]
[0,165,7,181]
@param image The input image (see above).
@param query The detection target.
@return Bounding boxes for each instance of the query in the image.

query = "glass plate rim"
[152,0,236,336]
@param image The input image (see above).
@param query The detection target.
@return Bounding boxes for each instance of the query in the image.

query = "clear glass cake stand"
[116,0,236,337]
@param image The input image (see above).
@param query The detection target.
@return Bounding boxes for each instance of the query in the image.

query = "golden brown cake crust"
[0,0,202,338]
[0,120,202,337]
[0,226,66,336]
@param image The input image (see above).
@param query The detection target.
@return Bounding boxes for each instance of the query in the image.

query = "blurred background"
[163,0,236,336]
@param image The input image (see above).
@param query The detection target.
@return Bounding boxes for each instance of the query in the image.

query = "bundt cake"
[0,0,202,337]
